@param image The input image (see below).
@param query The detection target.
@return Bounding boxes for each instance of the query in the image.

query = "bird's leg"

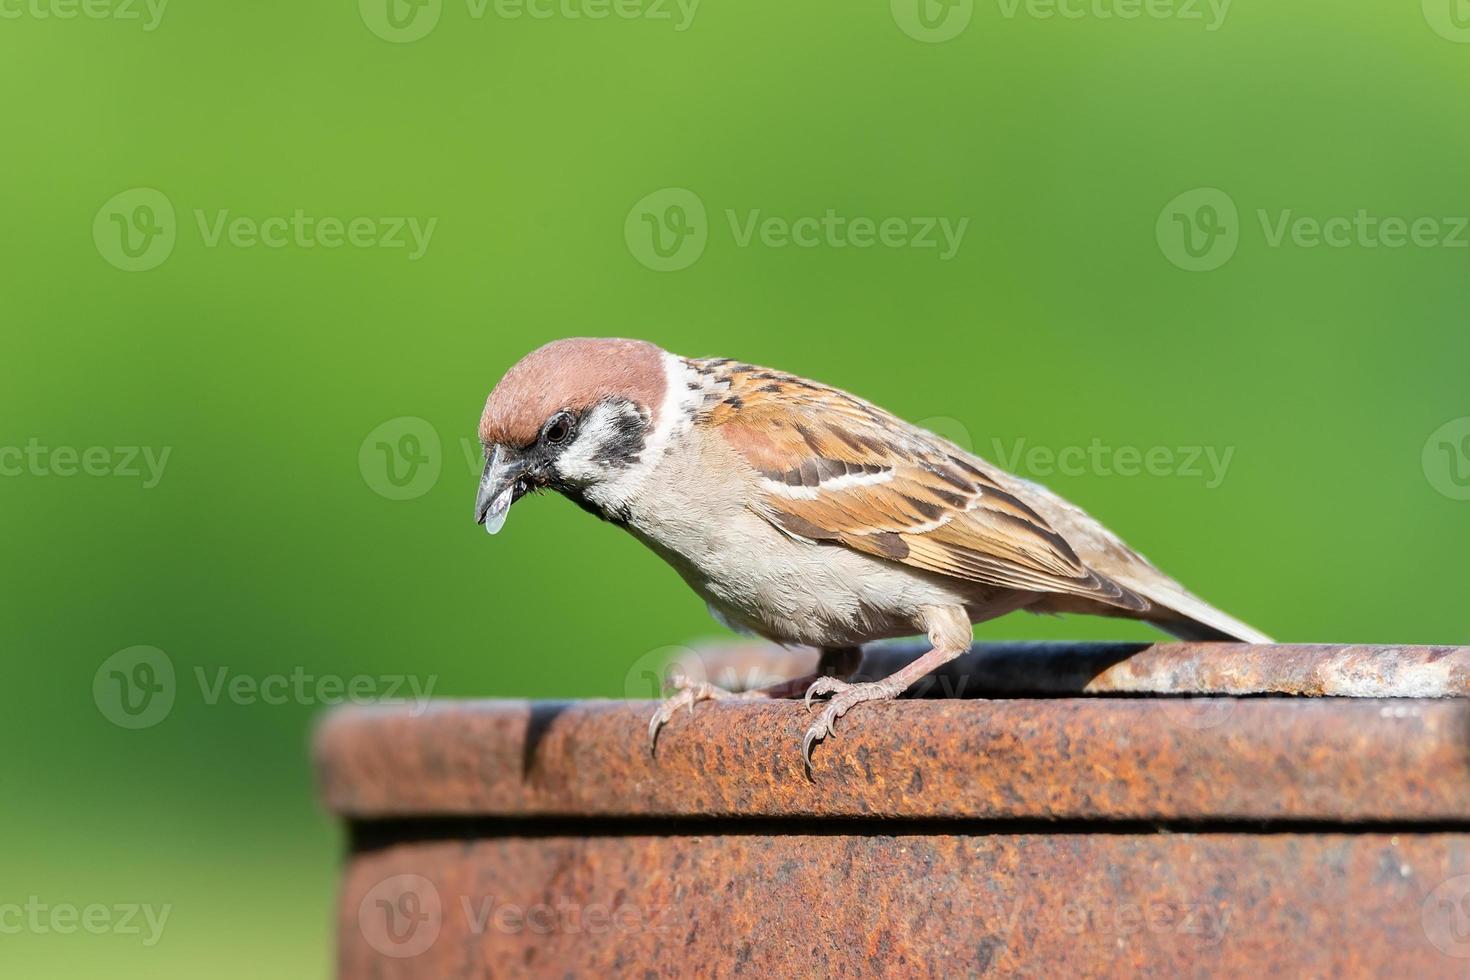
[648,646,861,754]
[802,606,972,769]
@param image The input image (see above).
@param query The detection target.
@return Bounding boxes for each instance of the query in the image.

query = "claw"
[803,677,849,710]
[647,680,744,757]
[797,680,901,772]
[647,699,677,756]
[801,703,840,771]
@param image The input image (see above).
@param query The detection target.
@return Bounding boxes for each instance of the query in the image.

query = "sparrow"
[474,338,1270,767]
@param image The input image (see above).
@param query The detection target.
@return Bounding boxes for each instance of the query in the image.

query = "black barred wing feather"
[696,361,1148,613]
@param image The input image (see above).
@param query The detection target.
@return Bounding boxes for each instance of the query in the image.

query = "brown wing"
[695,360,1148,612]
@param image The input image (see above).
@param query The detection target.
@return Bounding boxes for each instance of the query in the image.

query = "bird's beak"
[474,445,526,535]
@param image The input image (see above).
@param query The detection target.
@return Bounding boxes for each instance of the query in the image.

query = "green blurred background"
[4,0,1468,974]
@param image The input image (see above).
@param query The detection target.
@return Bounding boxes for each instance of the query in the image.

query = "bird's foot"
[802,677,902,771]
[647,675,761,755]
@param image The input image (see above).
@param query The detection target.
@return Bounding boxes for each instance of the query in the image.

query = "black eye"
[542,412,575,446]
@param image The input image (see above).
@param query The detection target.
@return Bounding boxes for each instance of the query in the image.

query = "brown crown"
[479,338,668,448]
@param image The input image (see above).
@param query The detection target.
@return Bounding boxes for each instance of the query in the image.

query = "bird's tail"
[997,474,1272,644]
[1117,571,1272,643]
[1149,609,1272,644]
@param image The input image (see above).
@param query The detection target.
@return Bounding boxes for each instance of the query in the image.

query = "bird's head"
[474,337,671,533]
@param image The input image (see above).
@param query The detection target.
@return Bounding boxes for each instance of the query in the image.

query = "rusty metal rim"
[316,695,1470,823]
[672,641,1470,698]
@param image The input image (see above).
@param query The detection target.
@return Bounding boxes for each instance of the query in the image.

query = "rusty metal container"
[316,642,1470,977]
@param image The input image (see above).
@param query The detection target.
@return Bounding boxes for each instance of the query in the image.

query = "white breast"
[620,424,978,648]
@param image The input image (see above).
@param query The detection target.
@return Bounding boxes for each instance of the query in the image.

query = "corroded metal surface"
[665,640,1470,699]
[316,696,1470,821]
[339,832,1470,978]
[324,645,1470,976]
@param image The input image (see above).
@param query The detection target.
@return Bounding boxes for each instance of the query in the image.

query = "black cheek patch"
[589,405,648,469]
